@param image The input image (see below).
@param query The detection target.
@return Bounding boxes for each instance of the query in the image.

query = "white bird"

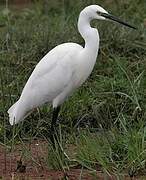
[8,5,135,133]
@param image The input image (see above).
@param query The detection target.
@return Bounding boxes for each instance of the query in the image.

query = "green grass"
[76,127,146,176]
[0,0,146,178]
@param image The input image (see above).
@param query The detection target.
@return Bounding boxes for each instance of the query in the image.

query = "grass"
[76,128,146,175]
[0,0,146,178]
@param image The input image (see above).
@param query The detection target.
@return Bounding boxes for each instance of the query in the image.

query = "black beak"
[100,12,136,29]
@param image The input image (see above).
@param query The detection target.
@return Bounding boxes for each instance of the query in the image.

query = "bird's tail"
[7,101,19,125]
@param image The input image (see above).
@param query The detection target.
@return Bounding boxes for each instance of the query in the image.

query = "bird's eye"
[96,11,102,16]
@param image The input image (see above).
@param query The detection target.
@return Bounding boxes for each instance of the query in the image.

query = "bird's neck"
[78,12,99,53]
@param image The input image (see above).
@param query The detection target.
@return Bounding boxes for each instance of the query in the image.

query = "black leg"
[50,106,61,146]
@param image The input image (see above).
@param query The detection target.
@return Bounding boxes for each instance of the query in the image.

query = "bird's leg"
[50,106,61,147]
[51,106,61,132]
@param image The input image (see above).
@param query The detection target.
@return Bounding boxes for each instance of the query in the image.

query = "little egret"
[8,5,135,135]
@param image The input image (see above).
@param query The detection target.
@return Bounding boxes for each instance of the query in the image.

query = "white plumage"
[8,5,135,125]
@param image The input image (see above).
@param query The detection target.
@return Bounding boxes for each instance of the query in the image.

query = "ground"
[0,140,104,179]
[0,139,145,179]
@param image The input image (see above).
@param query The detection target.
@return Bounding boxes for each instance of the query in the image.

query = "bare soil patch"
[0,140,145,179]
[0,140,100,179]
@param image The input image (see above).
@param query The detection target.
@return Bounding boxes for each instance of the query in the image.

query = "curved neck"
[78,11,99,52]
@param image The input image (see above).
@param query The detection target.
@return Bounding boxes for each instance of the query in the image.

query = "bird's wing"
[19,43,83,109]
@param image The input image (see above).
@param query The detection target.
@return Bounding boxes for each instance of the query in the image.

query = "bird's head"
[82,5,136,29]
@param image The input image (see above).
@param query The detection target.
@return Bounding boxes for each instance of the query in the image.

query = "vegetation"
[0,0,146,178]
